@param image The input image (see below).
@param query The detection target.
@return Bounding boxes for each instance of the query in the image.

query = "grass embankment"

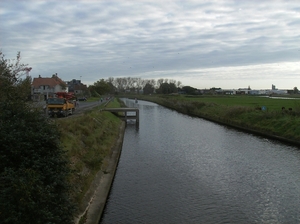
[132,94,300,145]
[54,98,123,212]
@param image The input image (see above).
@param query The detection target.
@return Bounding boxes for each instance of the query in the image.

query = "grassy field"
[165,94,300,111]
[127,94,300,145]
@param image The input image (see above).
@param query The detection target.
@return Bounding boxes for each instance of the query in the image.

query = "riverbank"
[55,98,124,223]
[80,121,125,224]
[59,94,299,223]
[131,94,300,147]
[101,97,300,224]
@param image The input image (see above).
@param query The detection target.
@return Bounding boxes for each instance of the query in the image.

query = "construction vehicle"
[47,92,76,117]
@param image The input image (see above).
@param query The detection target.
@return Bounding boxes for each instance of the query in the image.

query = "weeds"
[55,99,122,206]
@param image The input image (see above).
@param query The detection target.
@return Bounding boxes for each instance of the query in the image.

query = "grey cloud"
[287,19,300,26]
[1,0,299,89]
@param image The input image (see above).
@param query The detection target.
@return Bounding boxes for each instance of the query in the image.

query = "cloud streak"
[1,0,299,89]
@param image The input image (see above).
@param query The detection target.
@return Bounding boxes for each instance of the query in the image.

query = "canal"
[101,99,300,223]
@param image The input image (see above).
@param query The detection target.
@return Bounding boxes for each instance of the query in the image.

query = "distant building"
[31,74,67,101]
[248,90,260,95]
[66,79,87,95]
[196,85,291,96]
[237,87,250,94]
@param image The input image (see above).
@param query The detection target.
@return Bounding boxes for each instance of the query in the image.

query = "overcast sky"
[1,0,299,89]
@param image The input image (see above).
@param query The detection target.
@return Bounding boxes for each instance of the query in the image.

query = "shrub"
[0,52,74,223]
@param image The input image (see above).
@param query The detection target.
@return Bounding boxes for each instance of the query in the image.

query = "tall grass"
[55,98,122,205]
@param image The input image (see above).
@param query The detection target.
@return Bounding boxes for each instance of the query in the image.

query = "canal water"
[101,99,300,223]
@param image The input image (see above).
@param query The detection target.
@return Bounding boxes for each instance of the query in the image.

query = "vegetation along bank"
[55,98,124,223]
[1,50,299,224]
[131,94,300,146]
[0,51,124,224]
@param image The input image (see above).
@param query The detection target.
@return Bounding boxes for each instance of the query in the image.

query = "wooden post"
[136,109,139,124]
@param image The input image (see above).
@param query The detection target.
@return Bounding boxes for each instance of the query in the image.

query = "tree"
[107,81,116,94]
[157,78,164,89]
[93,79,111,95]
[106,77,116,94]
[293,87,299,94]
[0,51,74,223]
[0,51,32,102]
[158,82,172,94]
[169,82,177,93]
[182,86,197,95]
[176,80,182,88]
[135,77,144,94]
[88,85,101,97]
[143,83,155,95]
[115,77,125,92]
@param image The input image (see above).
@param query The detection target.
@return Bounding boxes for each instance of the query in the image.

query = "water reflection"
[101,99,300,223]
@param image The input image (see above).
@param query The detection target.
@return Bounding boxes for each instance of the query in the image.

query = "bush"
[0,52,74,223]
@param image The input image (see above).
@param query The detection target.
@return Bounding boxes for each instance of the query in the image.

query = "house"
[66,79,87,95]
[31,74,67,101]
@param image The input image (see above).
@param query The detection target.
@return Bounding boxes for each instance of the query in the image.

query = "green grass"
[106,97,123,108]
[55,98,122,206]
[123,94,300,111]
[130,94,300,144]
[167,95,300,111]
[85,95,109,102]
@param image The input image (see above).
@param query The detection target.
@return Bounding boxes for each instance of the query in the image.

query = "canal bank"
[101,98,300,223]
[75,121,126,224]
[132,95,300,147]
[77,97,299,223]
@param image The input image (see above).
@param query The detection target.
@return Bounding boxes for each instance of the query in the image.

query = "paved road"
[33,98,111,118]
[75,101,102,113]
[67,99,111,117]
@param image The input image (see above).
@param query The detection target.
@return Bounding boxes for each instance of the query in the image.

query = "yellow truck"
[47,92,76,117]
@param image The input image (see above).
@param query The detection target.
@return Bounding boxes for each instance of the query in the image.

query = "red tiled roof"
[32,76,66,88]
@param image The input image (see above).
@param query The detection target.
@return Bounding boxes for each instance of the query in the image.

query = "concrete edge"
[75,121,126,224]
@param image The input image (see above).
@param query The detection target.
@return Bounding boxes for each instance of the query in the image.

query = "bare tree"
[115,78,125,92]
[107,77,114,84]
[135,77,144,94]
[176,80,182,88]
[149,79,156,87]
[157,78,164,88]
[169,79,176,84]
